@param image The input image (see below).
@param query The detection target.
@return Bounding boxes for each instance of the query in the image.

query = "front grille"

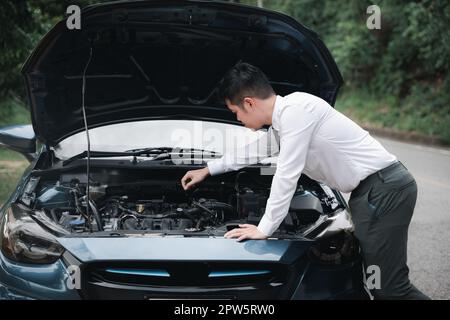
[80,261,302,300]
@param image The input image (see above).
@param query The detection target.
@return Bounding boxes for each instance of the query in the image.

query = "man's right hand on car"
[181,167,210,190]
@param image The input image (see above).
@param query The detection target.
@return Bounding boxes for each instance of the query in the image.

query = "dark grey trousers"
[348,161,430,300]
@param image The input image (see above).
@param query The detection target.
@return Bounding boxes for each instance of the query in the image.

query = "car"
[0,0,369,300]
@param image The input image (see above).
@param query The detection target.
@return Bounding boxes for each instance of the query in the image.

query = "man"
[180,62,429,300]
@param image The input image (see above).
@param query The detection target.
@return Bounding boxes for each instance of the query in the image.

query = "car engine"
[21,168,343,238]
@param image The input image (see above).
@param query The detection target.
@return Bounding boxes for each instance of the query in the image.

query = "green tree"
[0,0,103,120]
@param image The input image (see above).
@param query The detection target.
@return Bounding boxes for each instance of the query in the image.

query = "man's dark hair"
[218,62,275,107]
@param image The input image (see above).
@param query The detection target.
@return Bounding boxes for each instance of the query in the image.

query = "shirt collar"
[271,94,284,131]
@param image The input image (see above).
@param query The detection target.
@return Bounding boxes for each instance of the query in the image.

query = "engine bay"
[20,167,344,238]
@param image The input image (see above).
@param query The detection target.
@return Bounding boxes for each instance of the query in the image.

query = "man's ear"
[243,97,255,111]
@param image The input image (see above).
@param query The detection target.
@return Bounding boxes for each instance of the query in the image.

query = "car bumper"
[0,247,368,300]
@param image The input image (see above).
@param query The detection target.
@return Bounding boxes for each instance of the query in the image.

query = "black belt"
[352,161,405,197]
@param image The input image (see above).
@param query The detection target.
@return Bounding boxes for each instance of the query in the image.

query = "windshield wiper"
[62,147,221,166]
[132,147,221,161]
[123,146,174,153]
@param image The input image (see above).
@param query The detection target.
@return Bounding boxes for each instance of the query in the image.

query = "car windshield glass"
[53,120,276,164]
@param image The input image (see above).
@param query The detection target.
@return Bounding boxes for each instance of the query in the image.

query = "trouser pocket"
[367,174,416,220]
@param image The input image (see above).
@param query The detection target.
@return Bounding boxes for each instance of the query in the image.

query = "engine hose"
[198,201,235,219]
[49,208,59,222]
[182,207,202,220]
[192,201,214,215]
[72,192,90,224]
[207,201,234,213]
[196,216,209,230]
[86,197,103,231]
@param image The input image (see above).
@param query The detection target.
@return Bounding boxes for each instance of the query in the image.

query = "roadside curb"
[360,124,450,149]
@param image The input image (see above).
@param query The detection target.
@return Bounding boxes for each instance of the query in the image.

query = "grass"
[0,99,31,126]
[0,148,28,206]
[0,101,31,205]
[335,89,450,144]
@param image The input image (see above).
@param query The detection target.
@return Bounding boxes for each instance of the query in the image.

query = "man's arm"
[257,105,317,236]
[182,127,279,190]
[225,104,317,239]
[207,126,280,176]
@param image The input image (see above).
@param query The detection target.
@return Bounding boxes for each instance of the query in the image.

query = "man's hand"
[224,224,268,241]
[181,167,210,190]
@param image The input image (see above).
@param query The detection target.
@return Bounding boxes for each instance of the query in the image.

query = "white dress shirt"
[207,92,397,236]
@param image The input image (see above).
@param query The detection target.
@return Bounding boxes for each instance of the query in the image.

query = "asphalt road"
[343,136,450,300]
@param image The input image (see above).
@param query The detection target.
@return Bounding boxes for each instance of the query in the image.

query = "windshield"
[53,120,275,163]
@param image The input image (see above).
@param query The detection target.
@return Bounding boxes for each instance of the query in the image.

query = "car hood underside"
[21,0,342,146]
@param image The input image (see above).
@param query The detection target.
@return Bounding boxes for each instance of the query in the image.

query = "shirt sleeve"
[207,126,280,176]
[257,104,317,237]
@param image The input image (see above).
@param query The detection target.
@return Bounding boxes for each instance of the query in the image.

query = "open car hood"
[22,0,343,146]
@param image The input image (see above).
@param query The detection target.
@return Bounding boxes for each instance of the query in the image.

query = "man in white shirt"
[181,63,429,299]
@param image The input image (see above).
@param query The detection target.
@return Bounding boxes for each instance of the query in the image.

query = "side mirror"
[0,124,36,161]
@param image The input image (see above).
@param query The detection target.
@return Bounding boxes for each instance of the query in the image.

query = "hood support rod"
[82,46,93,231]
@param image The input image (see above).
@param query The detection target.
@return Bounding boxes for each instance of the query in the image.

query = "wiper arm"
[123,146,173,154]
[151,149,221,161]
[148,147,221,161]
[62,147,221,166]
[124,146,220,156]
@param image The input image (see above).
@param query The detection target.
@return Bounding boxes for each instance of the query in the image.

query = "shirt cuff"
[207,159,225,176]
[257,214,277,237]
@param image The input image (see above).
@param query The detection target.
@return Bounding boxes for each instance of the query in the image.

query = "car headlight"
[1,204,64,264]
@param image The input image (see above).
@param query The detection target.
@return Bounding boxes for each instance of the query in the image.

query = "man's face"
[226,97,264,131]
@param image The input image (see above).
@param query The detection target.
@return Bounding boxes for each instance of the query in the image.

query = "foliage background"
[249,0,450,142]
